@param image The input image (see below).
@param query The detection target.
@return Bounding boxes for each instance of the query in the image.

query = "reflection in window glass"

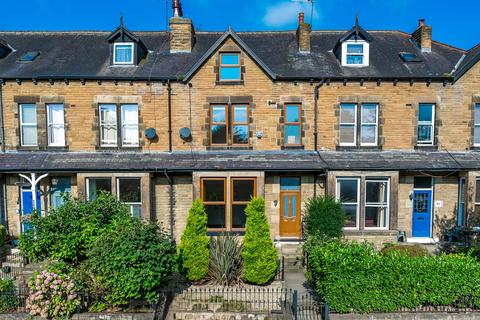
[365,179,389,228]
[360,104,378,145]
[233,105,248,144]
[118,178,141,218]
[20,104,38,146]
[232,179,255,229]
[417,104,434,144]
[339,104,356,145]
[202,178,226,229]
[285,104,301,145]
[87,178,112,201]
[211,105,227,144]
[220,53,241,81]
[114,43,133,64]
[337,178,359,228]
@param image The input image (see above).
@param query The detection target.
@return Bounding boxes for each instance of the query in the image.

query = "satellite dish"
[179,127,192,141]
[144,128,157,140]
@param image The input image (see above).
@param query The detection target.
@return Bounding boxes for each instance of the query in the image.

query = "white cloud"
[262,1,318,28]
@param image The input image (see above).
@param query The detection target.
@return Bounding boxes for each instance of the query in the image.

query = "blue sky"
[1,0,478,50]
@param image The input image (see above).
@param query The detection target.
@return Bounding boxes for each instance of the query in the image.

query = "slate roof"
[0,27,466,81]
[0,151,479,173]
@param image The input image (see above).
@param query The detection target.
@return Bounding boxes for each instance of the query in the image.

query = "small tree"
[303,195,346,239]
[87,219,176,305]
[178,199,209,281]
[241,197,278,285]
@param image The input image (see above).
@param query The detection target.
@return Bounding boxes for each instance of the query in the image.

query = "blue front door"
[21,188,41,233]
[412,190,432,238]
[51,177,71,209]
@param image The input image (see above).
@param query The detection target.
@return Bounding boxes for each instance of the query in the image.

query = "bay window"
[47,103,65,146]
[19,104,37,146]
[201,177,256,231]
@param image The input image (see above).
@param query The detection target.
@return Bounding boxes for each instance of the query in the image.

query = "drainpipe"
[0,82,4,152]
[163,170,175,242]
[313,80,325,151]
[167,81,173,153]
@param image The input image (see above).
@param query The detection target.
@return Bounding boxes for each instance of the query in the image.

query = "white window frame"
[339,103,357,146]
[341,40,369,67]
[360,103,378,146]
[475,178,480,215]
[99,104,118,147]
[116,177,142,218]
[336,177,360,230]
[47,103,65,147]
[120,104,139,147]
[417,103,435,146]
[86,177,112,202]
[19,103,37,147]
[113,42,134,65]
[364,178,390,230]
[474,103,480,146]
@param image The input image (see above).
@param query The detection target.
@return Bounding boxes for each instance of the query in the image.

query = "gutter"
[313,80,324,151]
[167,81,173,153]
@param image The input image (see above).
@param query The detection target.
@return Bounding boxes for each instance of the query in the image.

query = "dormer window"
[342,40,369,67]
[113,43,134,65]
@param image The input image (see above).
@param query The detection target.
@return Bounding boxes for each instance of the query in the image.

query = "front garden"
[0,193,281,319]
[303,195,480,315]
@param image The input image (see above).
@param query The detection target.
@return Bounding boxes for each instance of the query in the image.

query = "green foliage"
[86,218,176,306]
[381,244,429,257]
[0,279,17,312]
[19,192,130,264]
[209,234,243,286]
[303,195,346,239]
[241,197,278,285]
[307,240,480,313]
[0,225,6,247]
[178,199,209,281]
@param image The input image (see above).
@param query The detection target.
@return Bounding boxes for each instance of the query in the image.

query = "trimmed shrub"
[86,218,176,306]
[381,244,429,257]
[178,199,210,281]
[241,197,278,285]
[303,195,346,239]
[26,270,80,319]
[0,225,6,247]
[19,192,130,263]
[209,234,243,286]
[0,279,17,312]
[308,240,480,313]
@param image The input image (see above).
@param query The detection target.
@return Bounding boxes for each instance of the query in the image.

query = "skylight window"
[399,52,422,62]
[19,51,40,62]
[113,43,134,65]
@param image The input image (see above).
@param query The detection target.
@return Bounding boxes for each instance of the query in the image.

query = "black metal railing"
[0,251,27,280]
[0,287,28,313]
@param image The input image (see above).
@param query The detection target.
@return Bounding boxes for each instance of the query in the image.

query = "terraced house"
[0,1,479,246]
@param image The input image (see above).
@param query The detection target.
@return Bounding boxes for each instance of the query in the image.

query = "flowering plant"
[26,270,80,319]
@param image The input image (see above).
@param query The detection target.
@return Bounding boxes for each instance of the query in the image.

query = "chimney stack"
[411,18,431,52]
[297,12,311,53]
[170,0,194,53]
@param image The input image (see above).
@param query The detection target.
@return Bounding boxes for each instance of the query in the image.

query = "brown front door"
[279,177,301,237]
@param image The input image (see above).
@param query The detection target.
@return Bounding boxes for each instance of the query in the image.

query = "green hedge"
[307,240,480,313]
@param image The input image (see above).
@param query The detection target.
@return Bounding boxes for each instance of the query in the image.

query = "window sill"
[207,146,253,151]
[215,80,244,86]
[414,144,438,151]
[282,145,304,150]
[95,146,142,152]
[343,229,396,236]
[336,145,382,151]
[17,146,40,151]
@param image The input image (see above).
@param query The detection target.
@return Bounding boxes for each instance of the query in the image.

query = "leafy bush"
[87,218,176,306]
[0,279,17,312]
[26,270,80,319]
[303,195,346,239]
[178,199,209,281]
[308,240,480,313]
[381,244,429,257]
[0,225,6,247]
[19,192,130,263]
[209,234,243,286]
[241,197,278,285]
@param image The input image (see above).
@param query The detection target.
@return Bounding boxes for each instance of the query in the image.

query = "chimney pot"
[418,18,425,27]
[173,0,183,17]
[299,12,305,24]
[412,19,431,52]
